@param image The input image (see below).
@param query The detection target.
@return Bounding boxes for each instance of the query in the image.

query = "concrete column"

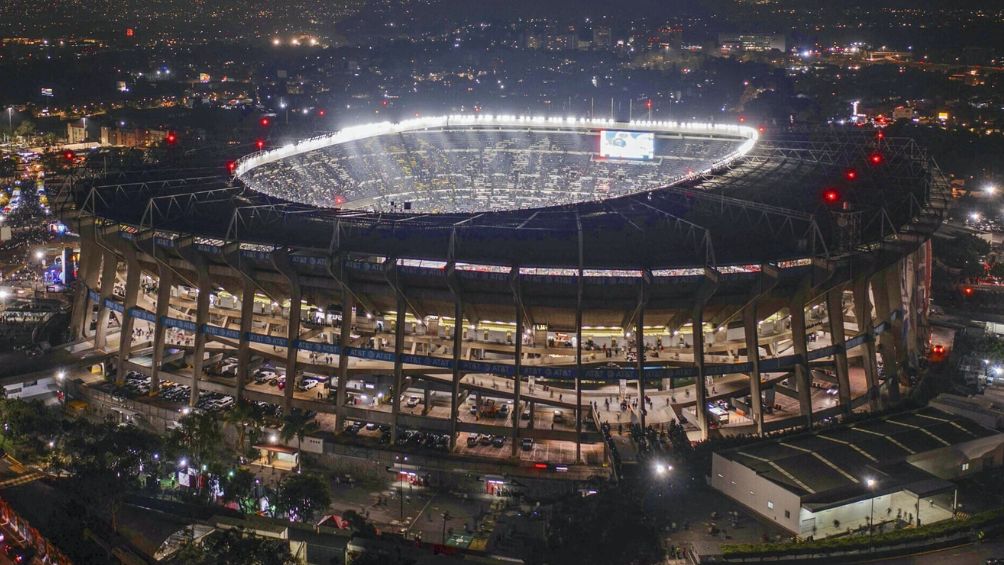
[70,228,100,339]
[852,276,881,411]
[826,287,852,415]
[511,309,523,458]
[235,278,255,404]
[189,271,211,408]
[636,306,646,431]
[116,255,142,383]
[575,298,583,463]
[693,307,709,440]
[150,265,174,395]
[884,263,908,389]
[871,271,901,403]
[334,293,354,432]
[742,303,764,435]
[790,299,814,429]
[450,298,463,450]
[391,295,406,444]
[283,283,302,413]
[94,251,119,350]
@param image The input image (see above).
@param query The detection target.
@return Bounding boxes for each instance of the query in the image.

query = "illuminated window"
[962,462,970,471]
[767,501,774,509]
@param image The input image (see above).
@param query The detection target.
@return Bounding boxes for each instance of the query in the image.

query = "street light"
[866,478,877,537]
[396,455,408,520]
[654,462,672,476]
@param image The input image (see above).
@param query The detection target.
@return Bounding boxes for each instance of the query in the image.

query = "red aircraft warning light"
[869,152,884,166]
[259,117,270,127]
[62,150,75,161]
[318,109,326,117]
[255,139,265,150]
[963,286,975,297]
[822,188,842,204]
[226,161,237,174]
[845,168,858,181]
[165,131,177,144]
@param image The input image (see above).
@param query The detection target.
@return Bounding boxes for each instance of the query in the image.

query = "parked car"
[467,434,479,447]
[492,435,505,448]
[521,437,534,451]
[406,396,421,408]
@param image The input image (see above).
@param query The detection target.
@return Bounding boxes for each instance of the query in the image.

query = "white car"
[406,396,421,408]
[299,380,319,391]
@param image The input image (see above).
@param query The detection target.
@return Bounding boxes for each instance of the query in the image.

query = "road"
[872,540,1004,564]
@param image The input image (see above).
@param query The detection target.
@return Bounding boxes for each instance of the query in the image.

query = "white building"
[711,407,1004,538]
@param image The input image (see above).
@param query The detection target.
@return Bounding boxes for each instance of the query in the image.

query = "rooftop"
[718,407,998,507]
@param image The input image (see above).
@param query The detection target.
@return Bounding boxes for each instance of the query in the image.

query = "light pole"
[6,107,11,141]
[866,478,876,537]
[396,455,407,520]
[441,510,452,544]
[279,100,288,124]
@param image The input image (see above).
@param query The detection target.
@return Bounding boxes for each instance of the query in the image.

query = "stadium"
[56,115,948,469]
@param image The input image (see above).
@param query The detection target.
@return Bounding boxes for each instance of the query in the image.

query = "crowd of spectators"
[241,128,738,213]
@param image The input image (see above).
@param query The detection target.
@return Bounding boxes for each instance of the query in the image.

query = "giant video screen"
[599,130,655,160]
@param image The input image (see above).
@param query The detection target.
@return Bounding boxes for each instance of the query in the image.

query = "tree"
[13,120,35,139]
[990,262,1004,281]
[225,402,262,455]
[280,409,318,459]
[276,473,330,523]
[221,468,258,514]
[169,411,230,470]
[174,527,296,565]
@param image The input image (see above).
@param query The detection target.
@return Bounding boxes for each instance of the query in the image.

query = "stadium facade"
[57,116,948,462]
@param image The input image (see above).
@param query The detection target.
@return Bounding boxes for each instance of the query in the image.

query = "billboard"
[599,130,654,160]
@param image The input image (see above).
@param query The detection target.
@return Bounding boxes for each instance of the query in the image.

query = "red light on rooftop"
[318,109,326,117]
[738,115,746,124]
[876,130,885,141]
[845,168,858,181]
[125,28,134,37]
[963,286,974,297]
[165,131,177,144]
[62,150,75,161]
[255,139,265,150]
[259,117,270,127]
[226,160,237,174]
[869,152,884,166]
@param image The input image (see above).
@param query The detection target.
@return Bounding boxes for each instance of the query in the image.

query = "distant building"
[718,33,786,53]
[592,26,612,49]
[100,126,168,148]
[66,121,87,143]
[892,106,915,121]
[652,26,683,50]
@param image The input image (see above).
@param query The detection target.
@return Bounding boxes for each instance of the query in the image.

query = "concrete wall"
[711,452,802,533]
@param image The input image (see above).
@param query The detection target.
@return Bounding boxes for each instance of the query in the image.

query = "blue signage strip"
[205,325,241,340]
[103,298,124,313]
[163,317,197,332]
[846,334,868,349]
[248,332,288,347]
[128,307,157,323]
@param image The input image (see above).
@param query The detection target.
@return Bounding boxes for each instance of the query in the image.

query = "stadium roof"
[65,125,946,271]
